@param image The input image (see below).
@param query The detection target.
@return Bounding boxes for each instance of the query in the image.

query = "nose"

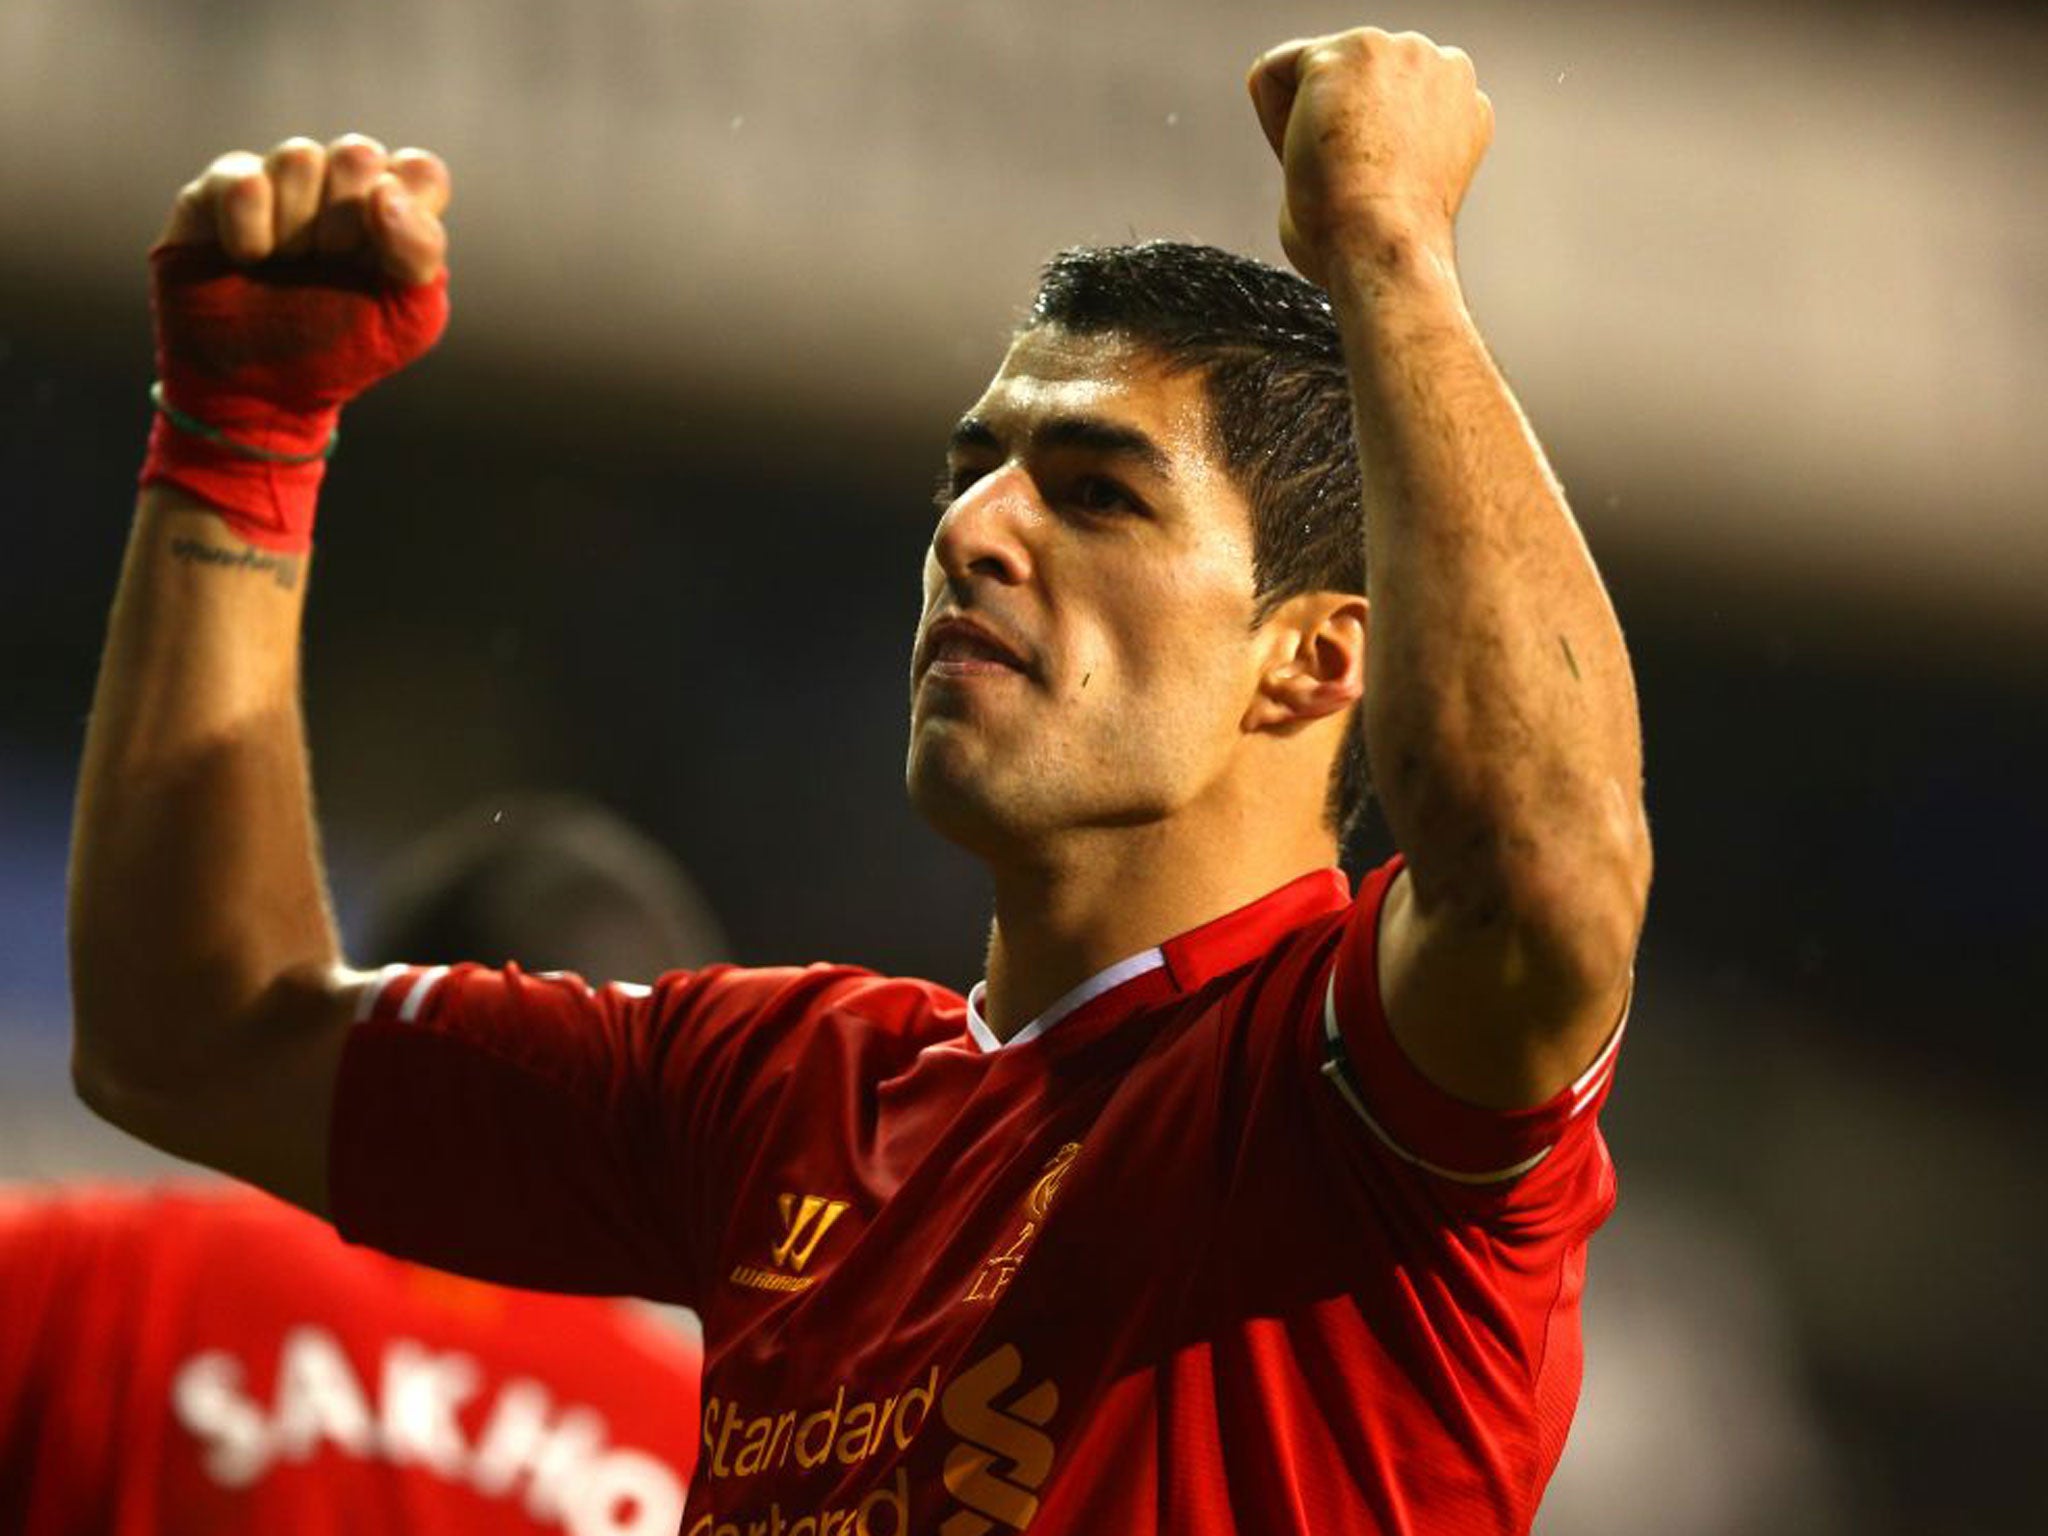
[932,464,1037,591]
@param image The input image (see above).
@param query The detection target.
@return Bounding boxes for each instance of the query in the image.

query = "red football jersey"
[333,859,1623,1535]
[0,1181,700,1535]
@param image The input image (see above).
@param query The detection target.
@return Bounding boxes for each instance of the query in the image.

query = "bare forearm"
[68,135,449,1205]
[69,488,340,1100]
[1332,250,1648,944]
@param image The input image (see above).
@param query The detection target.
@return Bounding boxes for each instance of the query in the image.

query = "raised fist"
[153,135,451,409]
[1247,29,1492,289]
[144,136,453,550]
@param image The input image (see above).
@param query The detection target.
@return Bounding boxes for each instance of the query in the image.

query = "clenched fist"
[1247,29,1492,289]
[159,133,450,284]
[144,136,453,551]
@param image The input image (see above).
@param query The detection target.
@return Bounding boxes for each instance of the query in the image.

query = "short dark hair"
[359,794,729,978]
[1025,241,1370,841]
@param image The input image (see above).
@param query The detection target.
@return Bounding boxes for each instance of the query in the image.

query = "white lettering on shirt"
[271,1326,375,1463]
[380,1339,480,1477]
[169,1326,684,1534]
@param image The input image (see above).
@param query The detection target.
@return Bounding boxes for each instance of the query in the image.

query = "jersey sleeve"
[1319,858,1627,1221]
[330,960,873,1306]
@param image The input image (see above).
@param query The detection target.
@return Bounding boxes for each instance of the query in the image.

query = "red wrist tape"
[140,244,450,553]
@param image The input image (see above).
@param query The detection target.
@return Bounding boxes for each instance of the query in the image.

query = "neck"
[980,815,1338,1041]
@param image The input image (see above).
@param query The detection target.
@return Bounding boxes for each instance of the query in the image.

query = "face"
[906,327,1268,856]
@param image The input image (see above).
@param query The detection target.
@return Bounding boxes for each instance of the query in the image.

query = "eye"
[931,464,988,515]
[1069,475,1139,516]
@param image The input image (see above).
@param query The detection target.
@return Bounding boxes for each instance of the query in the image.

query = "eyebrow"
[948,414,1175,483]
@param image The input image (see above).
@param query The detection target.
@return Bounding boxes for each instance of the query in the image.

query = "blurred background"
[2,1,2043,1531]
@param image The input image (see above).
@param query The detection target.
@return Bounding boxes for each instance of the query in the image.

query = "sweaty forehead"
[965,327,1219,468]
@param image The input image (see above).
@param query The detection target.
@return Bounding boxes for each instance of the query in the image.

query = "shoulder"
[0,1178,394,1286]
[1173,898,1358,1047]
[1093,892,1357,1133]
[648,961,965,1036]
[638,962,964,1060]
[638,962,967,1095]
[353,958,965,1073]
[0,1177,231,1249]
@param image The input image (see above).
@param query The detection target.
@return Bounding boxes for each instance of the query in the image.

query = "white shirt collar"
[963,947,1167,1053]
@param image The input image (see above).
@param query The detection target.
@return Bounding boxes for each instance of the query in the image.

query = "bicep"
[1313,862,1628,1225]
[1376,864,1634,1111]
[74,964,364,1220]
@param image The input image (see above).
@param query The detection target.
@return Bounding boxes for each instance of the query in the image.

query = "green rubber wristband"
[149,381,339,465]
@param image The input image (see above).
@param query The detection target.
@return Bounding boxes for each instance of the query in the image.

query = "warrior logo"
[770,1194,850,1273]
[730,1192,850,1294]
[938,1345,1060,1536]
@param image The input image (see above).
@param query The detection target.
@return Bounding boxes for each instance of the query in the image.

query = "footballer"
[70,27,1651,1536]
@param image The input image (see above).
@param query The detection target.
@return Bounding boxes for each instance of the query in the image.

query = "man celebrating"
[71,27,1650,1536]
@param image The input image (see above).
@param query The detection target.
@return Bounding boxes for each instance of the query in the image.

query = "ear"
[1243,591,1368,733]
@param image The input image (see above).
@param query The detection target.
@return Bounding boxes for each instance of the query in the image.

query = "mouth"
[917,614,1035,681]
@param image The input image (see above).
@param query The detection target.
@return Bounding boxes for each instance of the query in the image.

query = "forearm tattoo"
[168,535,301,592]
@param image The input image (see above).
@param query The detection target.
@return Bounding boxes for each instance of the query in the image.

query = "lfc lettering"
[965,1224,1034,1303]
[965,1144,1080,1304]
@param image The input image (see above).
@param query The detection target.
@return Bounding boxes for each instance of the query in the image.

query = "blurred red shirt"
[0,1181,700,1535]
